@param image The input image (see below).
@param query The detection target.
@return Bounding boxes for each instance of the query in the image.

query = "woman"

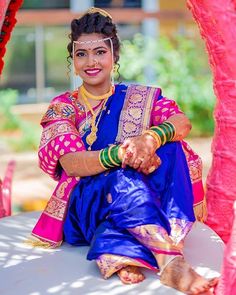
[31,7,217,294]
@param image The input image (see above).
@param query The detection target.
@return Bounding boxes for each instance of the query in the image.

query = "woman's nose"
[87,54,97,67]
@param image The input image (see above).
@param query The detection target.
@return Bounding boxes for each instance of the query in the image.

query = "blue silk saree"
[63,84,195,276]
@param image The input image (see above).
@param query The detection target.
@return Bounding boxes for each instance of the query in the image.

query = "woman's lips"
[85,68,101,76]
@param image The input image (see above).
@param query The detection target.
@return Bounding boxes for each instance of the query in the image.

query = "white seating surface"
[0,211,224,295]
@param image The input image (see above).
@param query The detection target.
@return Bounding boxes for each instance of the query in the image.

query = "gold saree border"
[116,84,161,143]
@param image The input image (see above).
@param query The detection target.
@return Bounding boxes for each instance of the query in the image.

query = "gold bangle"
[143,130,161,148]
[118,145,126,161]
[153,126,167,145]
[144,130,161,147]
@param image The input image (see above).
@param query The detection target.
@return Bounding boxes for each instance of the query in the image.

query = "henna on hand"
[121,134,160,171]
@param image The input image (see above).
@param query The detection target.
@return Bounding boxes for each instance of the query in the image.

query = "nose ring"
[93,58,98,66]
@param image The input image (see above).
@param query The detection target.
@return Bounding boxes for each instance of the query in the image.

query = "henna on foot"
[117,266,145,284]
[160,256,219,294]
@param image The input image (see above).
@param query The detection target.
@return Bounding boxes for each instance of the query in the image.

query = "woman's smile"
[84,68,102,76]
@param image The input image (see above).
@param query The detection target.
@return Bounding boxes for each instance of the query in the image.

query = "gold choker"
[80,85,114,101]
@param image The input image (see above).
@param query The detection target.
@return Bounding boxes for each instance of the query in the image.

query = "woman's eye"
[76,52,85,57]
[96,50,107,55]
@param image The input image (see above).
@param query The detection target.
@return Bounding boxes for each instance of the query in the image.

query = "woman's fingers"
[121,139,131,149]
[139,155,162,174]
[121,135,159,170]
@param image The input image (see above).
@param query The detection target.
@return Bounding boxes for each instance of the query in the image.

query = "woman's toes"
[117,266,145,284]
[208,277,219,287]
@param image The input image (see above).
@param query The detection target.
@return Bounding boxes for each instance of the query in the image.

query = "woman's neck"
[82,82,111,97]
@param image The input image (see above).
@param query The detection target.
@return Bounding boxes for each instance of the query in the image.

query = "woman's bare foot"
[117,266,145,284]
[160,256,219,294]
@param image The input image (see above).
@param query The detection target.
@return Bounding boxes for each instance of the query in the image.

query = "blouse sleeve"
[38,94,86,181]
[151,92,184,126]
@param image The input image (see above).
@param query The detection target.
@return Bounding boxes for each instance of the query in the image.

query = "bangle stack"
[99,145,122,170]
[144,121,176,147]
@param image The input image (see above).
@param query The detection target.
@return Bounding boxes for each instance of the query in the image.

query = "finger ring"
[148,166,156,173]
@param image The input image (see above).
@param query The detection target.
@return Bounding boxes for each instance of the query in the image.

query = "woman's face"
[73,33,113,89]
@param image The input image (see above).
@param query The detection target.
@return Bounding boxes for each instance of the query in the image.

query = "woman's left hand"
[121,133,159,170]
[139,153,162,175]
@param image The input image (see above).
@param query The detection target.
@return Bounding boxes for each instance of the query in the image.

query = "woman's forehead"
[75,33,110,50]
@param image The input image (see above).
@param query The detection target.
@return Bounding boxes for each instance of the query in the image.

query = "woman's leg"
[128,224,218,294]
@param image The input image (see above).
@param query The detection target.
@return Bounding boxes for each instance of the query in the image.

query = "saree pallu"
[63,84,195,276]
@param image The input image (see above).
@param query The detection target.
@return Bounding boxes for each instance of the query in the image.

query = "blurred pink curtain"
[0,161,16,218]
[187,0,236,243]
[215,201,236,294]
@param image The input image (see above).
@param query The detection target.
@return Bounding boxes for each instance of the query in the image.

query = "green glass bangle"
[99,145,122,170]
[99,150,109,170]
[163,121,176,140]
[162,122,174,140]
[101,148,113,169]
[110,145,121,165]
[151,126,167,145]
[103,148,114,168]
[108,146,120,166]
[160,124,172,141]
[150,121,176,145]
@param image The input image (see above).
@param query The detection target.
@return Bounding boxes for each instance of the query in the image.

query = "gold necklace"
[79,88,111,149]
[80,84,114,101]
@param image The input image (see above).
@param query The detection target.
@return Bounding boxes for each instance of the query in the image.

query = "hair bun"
[84,7,112,20]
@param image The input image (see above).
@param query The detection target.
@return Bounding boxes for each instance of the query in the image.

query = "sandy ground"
[0,137,213,212]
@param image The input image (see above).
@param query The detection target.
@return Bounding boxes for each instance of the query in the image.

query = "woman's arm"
[59,148,125,177]
[167,113,192,141]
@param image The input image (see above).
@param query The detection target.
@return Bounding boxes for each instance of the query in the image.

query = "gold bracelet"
[143,130,161,148]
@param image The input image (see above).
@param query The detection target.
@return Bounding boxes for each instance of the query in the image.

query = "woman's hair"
[67,12,121,64]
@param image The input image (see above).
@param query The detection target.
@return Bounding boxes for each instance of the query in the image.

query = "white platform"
[0,211,224,295]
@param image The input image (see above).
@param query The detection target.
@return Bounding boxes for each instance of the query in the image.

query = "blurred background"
[0,0,215,213]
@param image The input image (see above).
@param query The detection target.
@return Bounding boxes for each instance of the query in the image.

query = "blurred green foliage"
[119,34,215,136]
[0,89,20,130]
[0,89,40,151]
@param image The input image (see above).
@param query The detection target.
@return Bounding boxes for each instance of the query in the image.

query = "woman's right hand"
[120,133,159,171]
[139,154,162,175]
[118,145,161,175]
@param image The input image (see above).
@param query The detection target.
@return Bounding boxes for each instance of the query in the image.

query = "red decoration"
[0,0,23,75]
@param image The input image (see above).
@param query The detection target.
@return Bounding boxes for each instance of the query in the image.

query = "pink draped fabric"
[215,201,236,294]
[32,93,86,246]
[187,0,236,243]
